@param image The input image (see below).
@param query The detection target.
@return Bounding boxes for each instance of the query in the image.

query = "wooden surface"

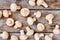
[0,0,60,40]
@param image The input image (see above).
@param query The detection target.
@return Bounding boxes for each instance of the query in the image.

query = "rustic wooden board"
[0,10,60,32]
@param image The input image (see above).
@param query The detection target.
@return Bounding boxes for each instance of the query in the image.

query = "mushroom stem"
[26,27,30,32]
[32,18,36,22]
[49,20,52,24]
[55,25,59,29]
[20,30,25,35]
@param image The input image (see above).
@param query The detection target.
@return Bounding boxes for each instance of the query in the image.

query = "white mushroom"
[20,30,28,40]
[10,35,18,40]
[37,0,48,8]
[20,8,30,17]
[3,10,11,17]
[0,11,2,18]
[0,31,9,39]
[10,3,20,12]
[53,25,60,34]
[37,23,45,31]
[39,33,44,38]
[27,17,36,25]
[34,11,41,18]
[14,21,22,29]
[6,18,14,26]
[26,26,34,36]
[46,14,54,24]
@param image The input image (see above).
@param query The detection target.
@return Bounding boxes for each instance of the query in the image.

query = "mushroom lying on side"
[37,0,48,8]
[6,18,14,26]
[14,21,22,29]
[26,26,34,36]
[53,25,60,34]
[0,11,2,18]
[3,10,11,17]
[20,8,30,17]
[37,23,45,31]
[46,14,54,24]
[20,30,28,40]
[10,3,21,12]
[10,35,18,40]
[0,31,9,39]
[27,17,36,25]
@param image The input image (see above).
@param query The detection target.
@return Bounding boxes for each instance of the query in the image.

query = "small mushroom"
[20,30,28,40]
[10,3,21,12]
[10,35,18,40]
[14,21,22,29]
[26,26,34,36]
[29,0,35,6]
[53,25,60,34]
[6,18,14,26]
[37,0,48,8]
[27,17,36,25]
[0,11,2,18]
[46,14,54,24]
[20,8,30,17]
[0,31,9,39]
[34,11,41,18]
[3,10,11,17]
[37,23,45,31]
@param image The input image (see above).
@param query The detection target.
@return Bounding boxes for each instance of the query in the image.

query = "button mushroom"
[0,31,9,39]
[37,0,48,8]
[53,25,60,34]
[14,21,22,29]
[27,17,36,25]
[34,11,41,18]
[26,26,34,36]
[46,14,54,24]
[20,8,30,17]
[10,3,21,12]
[20,30,28,40]
[10,35,18,40]
[0,11,2,18]
[3,10,11,17]
[6,18,14,26]
[37,23,45,31]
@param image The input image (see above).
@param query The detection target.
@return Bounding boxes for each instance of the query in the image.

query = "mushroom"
[27,17,36,25]
[46,14,54,24]
[26,26,34,36]
[0,11,2,18]
[29,0,35,6]
[34,11,41,18]
[14,21,22,29]
[3,10,11,17]
[39,33,44,38]
[20,30,28,40]
[10,35,18,40]
[10,3,21,12]
[37,0,48,8]
[0,31,9,39]
[53,25,60,34]
[37,23,45,31]
[6,18,14,26]
[20,8,30,17]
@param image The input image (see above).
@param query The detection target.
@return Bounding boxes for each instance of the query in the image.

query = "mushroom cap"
[10,3,17,12]
[34,11,41,18]
[20,8,30,16]
[10,35,18,40]
[37,23,45,31]
[29,0,35,6]
[3,10,9,17]
[0,11,2,18]
[46,14,54,20]
[30,0,35,2]
[6,18,14,26]
[1,31,9,39]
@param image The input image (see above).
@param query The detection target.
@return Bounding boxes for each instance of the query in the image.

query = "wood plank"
[0,10,60,32]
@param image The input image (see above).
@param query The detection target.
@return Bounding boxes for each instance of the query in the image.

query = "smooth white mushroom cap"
[14,21,22,29]
[0,11,2,18]
[34,11,41,18]
[27,17,36,25]
[6,18,14,26]
[0,31,9,39]
[20,8,30,16]
[37,23,45,31]
[10,35,18,40]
